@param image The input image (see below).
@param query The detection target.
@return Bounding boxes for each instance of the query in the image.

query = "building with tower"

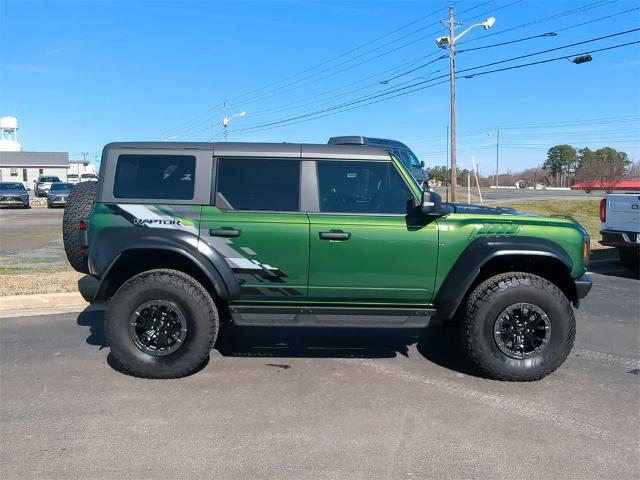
[0,116,70,188]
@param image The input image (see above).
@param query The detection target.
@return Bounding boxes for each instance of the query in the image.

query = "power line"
[224,0,466,104]
[165,1,518,138]
[217,39,639,139]
[457,32,558,53]
[166,0,627,139]
[457,0,619,45]
[159,1,461,139]
[456,27,640,76]
[460,39,640,80]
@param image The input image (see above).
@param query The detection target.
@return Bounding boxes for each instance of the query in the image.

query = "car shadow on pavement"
[216,320,483,377]
[76,306,107,348]
[215,324,414,359]
[76,307,481,377]
[589,249,639,280]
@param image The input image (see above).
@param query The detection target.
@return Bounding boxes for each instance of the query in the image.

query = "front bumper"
[47,196,68,206]
[575,274,592,300]
[0,197,29,207]
[78,275,100,303]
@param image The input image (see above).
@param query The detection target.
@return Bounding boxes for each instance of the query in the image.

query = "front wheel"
[462,272,575,381]
[106,269,219,378]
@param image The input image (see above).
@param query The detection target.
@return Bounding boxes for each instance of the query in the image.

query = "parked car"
[80,173,98,182]
[63,141,591,381]
[46,182,75,208]
[328,136,428,186]
[35,175,62,197]
[0,181,30,209]
[599,193,640,270]
[67,173,80,184]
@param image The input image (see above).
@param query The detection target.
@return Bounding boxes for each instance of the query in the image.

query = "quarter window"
[216,158,300,212]
[317,161,414,214]
[113,154,196,200]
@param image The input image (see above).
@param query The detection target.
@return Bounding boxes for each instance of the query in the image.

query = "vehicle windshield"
[68,174,78,178]
[50,183,74,191]
[81,173,97,178]
[39,176,60,183]
[389,148,422,169]
[0,183,26,191]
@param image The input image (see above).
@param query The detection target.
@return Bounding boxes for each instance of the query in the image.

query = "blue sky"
[1,0,639,175]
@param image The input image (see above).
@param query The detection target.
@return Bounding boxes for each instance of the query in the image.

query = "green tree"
[576,147,631,189]
[427,165,449,185]
[543,144,577,186]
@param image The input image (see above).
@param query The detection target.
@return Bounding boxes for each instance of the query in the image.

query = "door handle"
[319,231,351,240]
[209,228,241,238]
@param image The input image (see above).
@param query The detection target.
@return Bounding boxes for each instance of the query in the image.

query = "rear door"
[307,158,439,305]
[199,156,309,302]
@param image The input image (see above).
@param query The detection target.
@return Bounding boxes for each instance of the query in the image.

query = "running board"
[229,305,436,328]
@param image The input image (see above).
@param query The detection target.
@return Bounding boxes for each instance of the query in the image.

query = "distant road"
[434,188,601,202]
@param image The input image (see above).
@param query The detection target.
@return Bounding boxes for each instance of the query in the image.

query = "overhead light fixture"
[436,36,450,48]
[572,54,593,64]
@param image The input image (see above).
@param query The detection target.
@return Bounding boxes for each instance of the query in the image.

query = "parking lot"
[1,208,638,479]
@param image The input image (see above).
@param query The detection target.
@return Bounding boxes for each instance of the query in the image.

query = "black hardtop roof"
[327,136,412,151]
[102,142,392,161]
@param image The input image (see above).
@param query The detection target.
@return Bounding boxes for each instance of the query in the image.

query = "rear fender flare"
[90,228,240,301]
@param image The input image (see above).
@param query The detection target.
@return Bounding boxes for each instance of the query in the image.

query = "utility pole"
[223,102,228,143]
[495,127,500,188]
[446,125,450,202]
[222,102,246,142]
[447,6,458,201]
[436,8,495,201]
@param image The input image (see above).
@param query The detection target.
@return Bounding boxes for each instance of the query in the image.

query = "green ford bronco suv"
[62,142,592,380]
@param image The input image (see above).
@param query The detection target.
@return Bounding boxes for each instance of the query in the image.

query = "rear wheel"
[106,269,219,379]
[463,272,575,381]
[618,248,639,271]
[62,181,96,273]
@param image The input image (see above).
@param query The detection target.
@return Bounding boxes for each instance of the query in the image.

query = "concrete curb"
[0,292,88,318]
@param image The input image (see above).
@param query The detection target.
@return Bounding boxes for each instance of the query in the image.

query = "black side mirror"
[420,190,442,216]
[420,160,425,168]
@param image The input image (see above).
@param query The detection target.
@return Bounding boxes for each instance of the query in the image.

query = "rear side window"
[113,154,196,200]
[216,158,300,211]
[317,160,414,214]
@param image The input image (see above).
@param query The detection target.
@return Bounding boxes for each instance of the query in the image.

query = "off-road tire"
[618,248,639,271]
[62,181,96,273]
[463,272,575,381]
[106,269,219,379]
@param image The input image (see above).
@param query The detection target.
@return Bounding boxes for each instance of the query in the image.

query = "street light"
[223,102,246,142]
[436,7,495,201]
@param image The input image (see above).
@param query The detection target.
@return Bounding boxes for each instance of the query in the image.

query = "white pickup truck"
[600,193,640,270]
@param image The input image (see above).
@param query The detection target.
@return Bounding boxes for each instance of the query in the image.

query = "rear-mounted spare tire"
[63,181,97,273]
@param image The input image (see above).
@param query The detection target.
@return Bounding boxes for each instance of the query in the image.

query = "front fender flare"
[434,236,573,320]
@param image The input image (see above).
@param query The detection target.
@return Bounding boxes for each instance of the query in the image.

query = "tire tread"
[106,269,218,379]
[463,272,575,382]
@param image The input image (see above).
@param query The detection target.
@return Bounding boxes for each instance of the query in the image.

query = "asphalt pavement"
[0,207,67,269]
[1,266,638,479]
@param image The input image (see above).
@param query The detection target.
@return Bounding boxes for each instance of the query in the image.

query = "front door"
[200,157,309,302]
[308,160,438,305]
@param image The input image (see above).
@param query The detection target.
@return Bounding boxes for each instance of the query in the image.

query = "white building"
[0,151,70,187]
[0,116,70,188]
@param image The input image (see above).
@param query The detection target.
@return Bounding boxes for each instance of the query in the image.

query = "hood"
[0,188,28,195]
[445,203,537,216]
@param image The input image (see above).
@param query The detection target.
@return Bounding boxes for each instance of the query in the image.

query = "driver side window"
[317,160,414,214]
